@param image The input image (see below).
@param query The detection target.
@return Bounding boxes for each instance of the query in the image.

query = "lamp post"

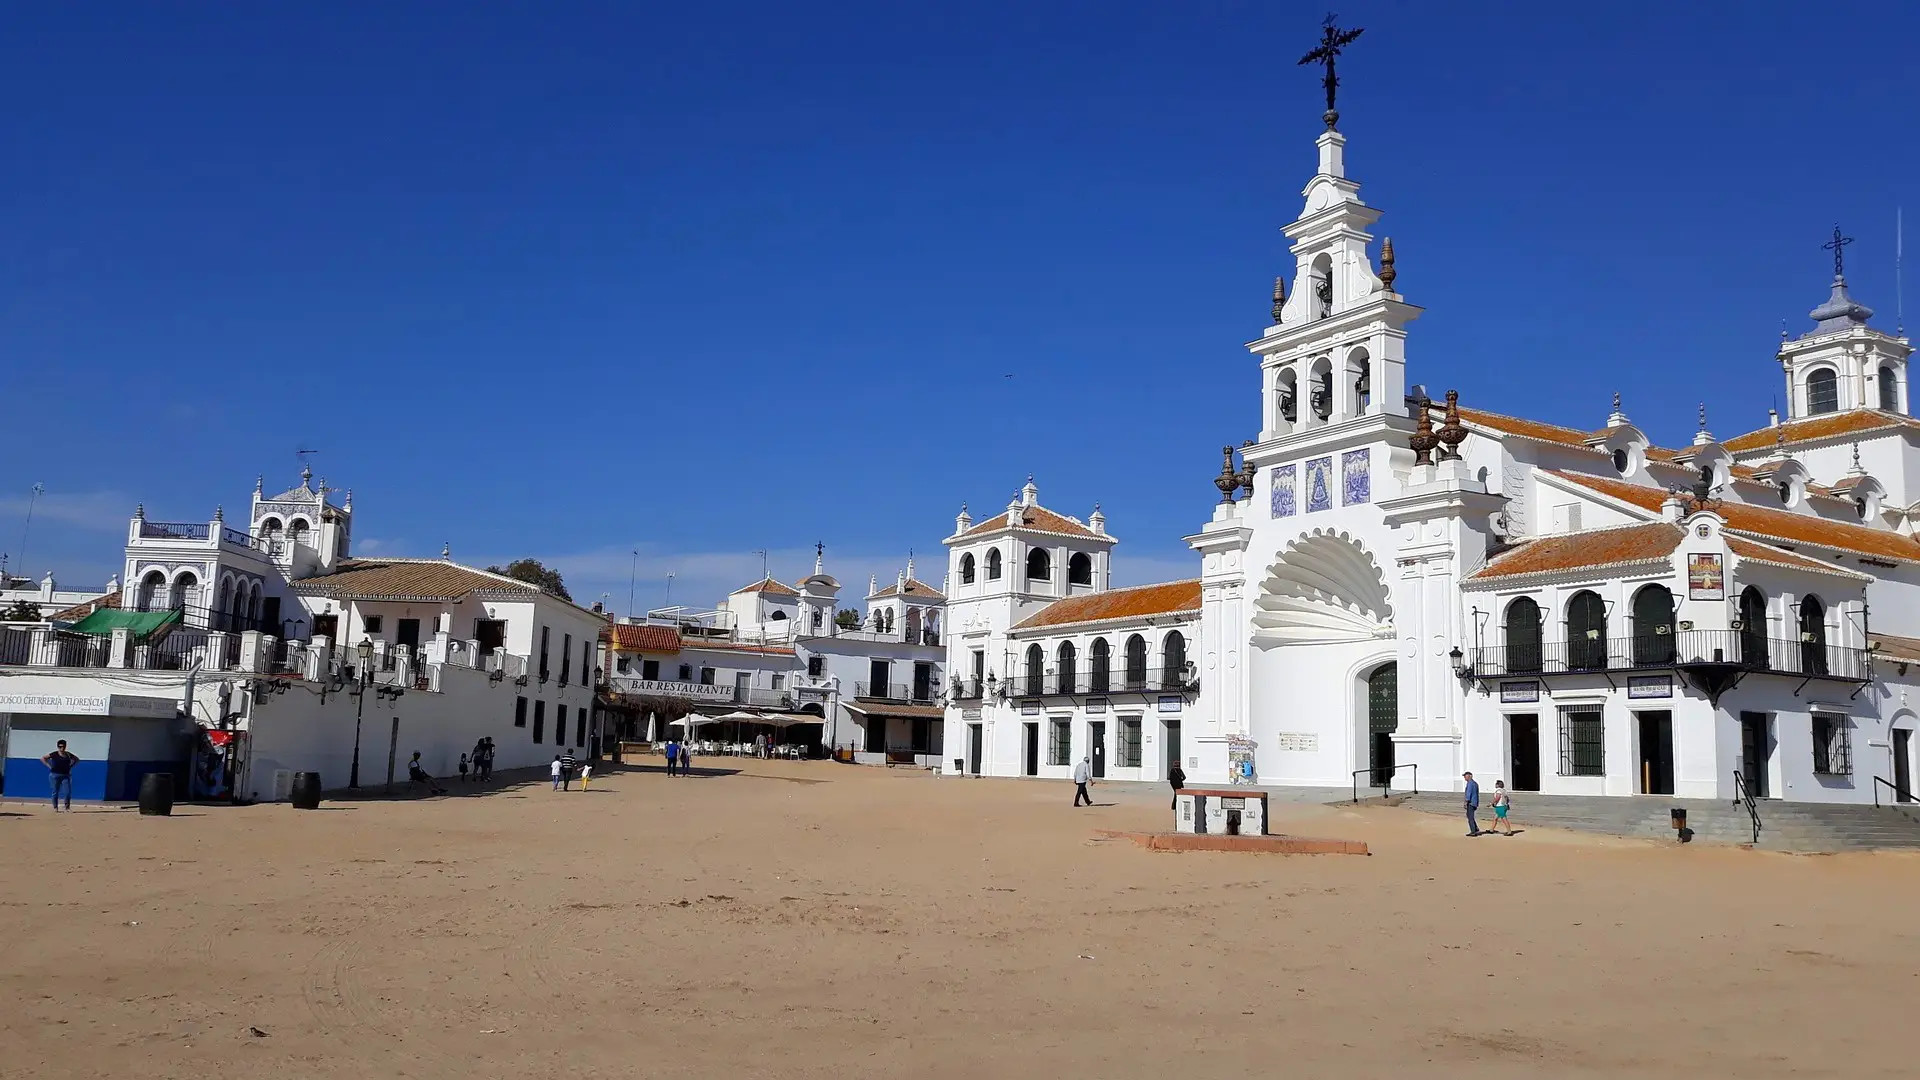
[350,636,373,788]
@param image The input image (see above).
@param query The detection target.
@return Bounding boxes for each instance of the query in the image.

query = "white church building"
[948,105,1920,808]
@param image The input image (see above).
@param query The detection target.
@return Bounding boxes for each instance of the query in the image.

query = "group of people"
[457,738,497,783]
[550,750,591,790]
[660,739,696,776]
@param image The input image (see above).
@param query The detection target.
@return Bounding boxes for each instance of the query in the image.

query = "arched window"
[1161,630,1187,687]
[960,552,976,585]
[1068,552,1092,586]
[215,578,233,629]
[1807,369,1839,415]
[1089,638,1111,693]
[1311,365,1333,421]
[1026,548,1051,582]
[1800,596,1828,676]
[769,610,787,621]
[260,516,283,538]
[1631,584,1676,665]
[1276,369,1298,424]
[811,607,823,630]
[1311,254,1333,319]
[986,548,1003,580]
[1566,590,1608,671]
[1349,352,1371,413]
[1881,366,1900,413]
[173,571,200,612]
[883,608,895,634]
[1025,643,1045,697]
[1057,640,1077,695]
[288,517,311,547]
[137,570,167,611]
[1504,597,1542,674]
[1124,634,1148,689]
[1739,586,1768,668]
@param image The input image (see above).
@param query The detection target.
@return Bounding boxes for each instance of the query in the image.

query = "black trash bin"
[289,772,323,810]
[137,772,174,816]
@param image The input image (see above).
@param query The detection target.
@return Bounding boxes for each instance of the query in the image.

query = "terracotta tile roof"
[678,638,797,656]
[1550,472,1920,563]
[730,577,800,598]
[961,504,1102,540]
[1469,524,1682,581]
[293,559,542,602]
[49,590,120,622]
[604,624,684,654]
[1011,580,1201,631]
[869,578,946,600]
[1871,632,1920,664]
[1454,407,1605,450]
[1724,536,1862,577]
[1723,410,1920,453]
[842,701,946,720]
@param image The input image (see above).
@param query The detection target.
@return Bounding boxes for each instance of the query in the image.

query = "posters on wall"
[1687,553,1725,601]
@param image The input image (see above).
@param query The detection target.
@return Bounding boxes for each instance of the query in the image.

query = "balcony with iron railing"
[854,681,940,704]
[135,519,273,555]
[949,677,984,701]
[1470,629,1871,682]
[1008,664,1196,698]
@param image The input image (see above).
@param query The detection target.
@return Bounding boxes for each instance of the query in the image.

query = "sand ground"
[3,759,1917,1079]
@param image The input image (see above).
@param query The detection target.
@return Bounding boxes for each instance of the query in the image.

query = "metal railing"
[139,521,211,541]
[736,686,795,708]
[1731,769,1762,845]
[949,678,983,700]
[854,681,938,704]
[220,526,270,552]
[1352,763,1418,803]
[1009,666,1194,697]
[1472,630,1870,681]
[1872,775,1918,809]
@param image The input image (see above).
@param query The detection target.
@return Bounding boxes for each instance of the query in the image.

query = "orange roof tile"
[962,504,1102,540]
[295,559,546,602]
[605,624,683,654]
[1454,406,1604,450]
[1871,632,1920,664]
[730,577,799,598]
[48,590,120,622]
[1724,536,1861,577]
[1469,524,1681,581]
[1011,580,1201,631]
[1550,472,1920,563]
[1723,410,1920,453]
[678,638,796,656]
[869,578,946,600]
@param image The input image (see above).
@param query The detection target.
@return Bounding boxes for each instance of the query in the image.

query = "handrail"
[1731,769,1762,845]
[1352,762,1419,803]
[1872,775,1918,809]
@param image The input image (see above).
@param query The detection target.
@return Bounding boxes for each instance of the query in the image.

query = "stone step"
[1392,792,1920,852]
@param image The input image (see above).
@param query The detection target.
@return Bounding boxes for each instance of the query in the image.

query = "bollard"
[137,773,175,816]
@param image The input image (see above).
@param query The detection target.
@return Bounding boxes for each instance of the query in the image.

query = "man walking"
[551,754,564,791]
[1072,755,1093,807]
[560,748,579,791]
[1463,771,1482,836]
[42,739,79,812]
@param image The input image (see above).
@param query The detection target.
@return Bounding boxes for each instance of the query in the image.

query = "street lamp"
[350,636,373,788]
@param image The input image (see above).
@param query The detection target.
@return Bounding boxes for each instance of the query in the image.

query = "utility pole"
[17,482,44,579]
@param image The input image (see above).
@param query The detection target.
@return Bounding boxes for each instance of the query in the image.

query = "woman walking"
[1490,780,1514,835]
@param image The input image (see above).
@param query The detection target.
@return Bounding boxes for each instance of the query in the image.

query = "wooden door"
[968,724,982,775]
[1637,711,1674,795]
[1088,722,1106,778]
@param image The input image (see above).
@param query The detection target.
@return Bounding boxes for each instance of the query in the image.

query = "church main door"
[1367,663,1398,787]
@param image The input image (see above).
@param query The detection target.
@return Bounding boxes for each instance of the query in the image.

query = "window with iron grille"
[1558,707,1604,776]
[1048,719,1071,766]
[1812,714,1851,775]
[1118,718,1142,768]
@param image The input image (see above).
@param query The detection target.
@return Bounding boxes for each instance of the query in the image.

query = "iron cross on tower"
[1298,13,1365,131]
[1823,224,1854,278]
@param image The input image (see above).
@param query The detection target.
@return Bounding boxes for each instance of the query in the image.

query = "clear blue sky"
[4,2,1916,612]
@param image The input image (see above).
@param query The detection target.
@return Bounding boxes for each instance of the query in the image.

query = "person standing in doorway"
[551,754,564,791]
[1463,771,1482,836]
[1490,780,1513,836]
[1073,755,1093,807]
[1167,761,1187,811]
[42,740,78,812]
[560,749,579,791]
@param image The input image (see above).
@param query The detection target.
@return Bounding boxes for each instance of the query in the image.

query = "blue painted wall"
[3,720,187,801]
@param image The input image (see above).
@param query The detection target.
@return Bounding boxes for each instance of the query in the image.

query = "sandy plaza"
[4,761,1918,1079]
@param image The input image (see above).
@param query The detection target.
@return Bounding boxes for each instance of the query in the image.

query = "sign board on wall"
[1687,553,1725,601]
[0,693,177,718]
[1021,700,1041,716]
[610,677,733,703]
[1627,674,1673,699]
[1499,681,1541,704]
[1085,697,1107,714]
[1275,732,1319,752]
[1157,696,1182,714]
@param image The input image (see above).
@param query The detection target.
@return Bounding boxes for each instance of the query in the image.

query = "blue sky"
[4,2,1916,613]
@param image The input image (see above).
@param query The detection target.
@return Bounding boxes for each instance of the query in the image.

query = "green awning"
[68,607,182,640]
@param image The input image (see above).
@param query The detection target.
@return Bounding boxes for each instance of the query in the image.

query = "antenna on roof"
[1897,205,1905,335]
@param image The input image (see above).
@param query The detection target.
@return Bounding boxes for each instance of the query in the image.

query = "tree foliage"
[2,600,44,622]
[833,608,860,630]
[486,558,572,601]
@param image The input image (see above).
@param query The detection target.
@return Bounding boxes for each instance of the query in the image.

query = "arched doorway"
[1366,662,1398,787]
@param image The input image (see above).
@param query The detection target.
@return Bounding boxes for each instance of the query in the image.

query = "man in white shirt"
[550,754,563,791]
[1072,756,1092,807]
